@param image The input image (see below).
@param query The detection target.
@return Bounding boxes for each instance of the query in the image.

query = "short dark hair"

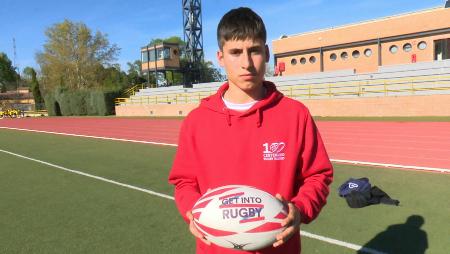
[217,7,267,50]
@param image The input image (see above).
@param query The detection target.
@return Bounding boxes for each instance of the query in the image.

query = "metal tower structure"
[182,0,204,84]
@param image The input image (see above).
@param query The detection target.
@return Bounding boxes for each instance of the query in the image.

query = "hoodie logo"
[263,142,286,161]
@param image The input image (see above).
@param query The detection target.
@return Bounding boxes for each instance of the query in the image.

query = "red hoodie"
[168,81,333,254]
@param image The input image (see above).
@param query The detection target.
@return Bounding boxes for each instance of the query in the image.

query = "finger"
[281,203,296,227]
[189,222,211,245]
[273,238,284,248]
[275,193,285,202]
[200,237,211,245]
[276,226,295,241]
[273,226,295,247]
[189,222,203,238]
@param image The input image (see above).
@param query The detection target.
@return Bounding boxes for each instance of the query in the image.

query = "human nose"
[240,51,253,69]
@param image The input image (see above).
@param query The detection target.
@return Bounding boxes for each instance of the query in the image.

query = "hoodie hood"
[199,81,283,127]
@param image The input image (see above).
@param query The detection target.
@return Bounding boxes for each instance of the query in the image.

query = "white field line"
[2,126,450,173]
[0,127,177,147]
[0,148,174,200]
[0,148,383,254]
[301,231,386,254]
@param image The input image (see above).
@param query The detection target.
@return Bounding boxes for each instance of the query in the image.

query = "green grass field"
[1,129,449,253]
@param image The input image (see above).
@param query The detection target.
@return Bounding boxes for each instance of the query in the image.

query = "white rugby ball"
[191,185,287,251]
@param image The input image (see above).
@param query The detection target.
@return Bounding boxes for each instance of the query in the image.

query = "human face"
[217,38,269,96]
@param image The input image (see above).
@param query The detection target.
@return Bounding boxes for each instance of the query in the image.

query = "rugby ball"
[191,185,287,251]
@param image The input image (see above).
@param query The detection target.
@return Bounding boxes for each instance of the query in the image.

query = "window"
[309,56,316,64]
[389,45,398,54]
[149,50,156,61]
[300,57,306,64]
[141,51,148,62]
[352,50,360,58]
[418,41,427,50]
[403,43,412,52]
[157,48,171,60]
[340,52,348,60]
[434,39,450,60]
[291,58,297,65]
[364,48,372,57]
[330,53,337,61]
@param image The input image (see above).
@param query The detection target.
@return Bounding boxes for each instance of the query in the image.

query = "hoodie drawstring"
[256,108,262,128]
[225,108,232,126]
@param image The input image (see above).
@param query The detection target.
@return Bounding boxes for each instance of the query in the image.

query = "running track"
[1,117,449,171]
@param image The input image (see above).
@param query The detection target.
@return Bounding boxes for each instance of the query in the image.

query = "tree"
[0,52,18,91]
[22,67,45,110]
[148,36,186,48]
[98,65,129,91]
[126,60,146,85]
[36,20,120,90]
[265,64,274,77]
[199,61,225,82]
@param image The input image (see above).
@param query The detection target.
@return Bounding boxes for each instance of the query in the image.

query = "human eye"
[250,47,262,55]
[229,49,241,56]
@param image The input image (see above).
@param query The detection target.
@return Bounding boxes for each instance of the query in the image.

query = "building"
[0,87,35,111]
[273,4,450,75]
[141,42,181,86]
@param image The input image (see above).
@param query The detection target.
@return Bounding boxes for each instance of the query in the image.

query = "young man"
[168,7,333,254]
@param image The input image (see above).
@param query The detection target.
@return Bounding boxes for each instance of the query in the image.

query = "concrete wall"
[115,103,198,117]
[115,94,450,117]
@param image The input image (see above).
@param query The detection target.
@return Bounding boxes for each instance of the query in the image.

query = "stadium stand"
[116,59,450,106]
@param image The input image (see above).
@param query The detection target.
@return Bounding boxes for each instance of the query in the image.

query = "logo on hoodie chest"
[262,142,286,161]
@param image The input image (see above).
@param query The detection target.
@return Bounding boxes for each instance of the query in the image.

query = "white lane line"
[332,159,450,173]
[2,126,449,173]
[0,148,382,254]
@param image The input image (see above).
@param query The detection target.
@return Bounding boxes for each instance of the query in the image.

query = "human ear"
[265,45,270,63]
[217,50,225,67]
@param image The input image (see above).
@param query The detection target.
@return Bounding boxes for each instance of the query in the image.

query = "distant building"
[0,87,35,111]
[141,42,181,86]
[273,5,450,75]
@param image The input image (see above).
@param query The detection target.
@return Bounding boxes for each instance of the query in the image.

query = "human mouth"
[240,74,255,80]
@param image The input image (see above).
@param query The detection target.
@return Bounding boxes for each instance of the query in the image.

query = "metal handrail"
[115,74,450,106]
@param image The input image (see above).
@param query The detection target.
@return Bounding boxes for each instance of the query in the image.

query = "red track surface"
[1,117,449,170]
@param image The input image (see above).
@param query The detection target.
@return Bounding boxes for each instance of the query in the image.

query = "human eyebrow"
[228,48,243,54]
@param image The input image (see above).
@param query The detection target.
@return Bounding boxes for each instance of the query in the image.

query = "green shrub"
[43,88,120,116]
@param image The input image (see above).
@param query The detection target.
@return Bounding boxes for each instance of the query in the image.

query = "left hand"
[273,194,301,248]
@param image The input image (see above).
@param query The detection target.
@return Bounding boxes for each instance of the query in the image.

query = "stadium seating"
[117,59,450,105]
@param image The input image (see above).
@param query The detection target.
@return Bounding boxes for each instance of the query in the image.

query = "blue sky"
[0,0,445,73]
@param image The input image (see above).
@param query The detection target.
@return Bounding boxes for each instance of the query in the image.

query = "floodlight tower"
[182,0,204,85]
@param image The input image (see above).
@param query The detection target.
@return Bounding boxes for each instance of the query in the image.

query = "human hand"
[186,210,211,245]
[273,194,301,248]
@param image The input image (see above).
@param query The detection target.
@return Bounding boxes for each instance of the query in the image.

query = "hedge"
[44,88,121,116]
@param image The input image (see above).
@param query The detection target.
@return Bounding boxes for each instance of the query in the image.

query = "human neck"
[224,82,265,104]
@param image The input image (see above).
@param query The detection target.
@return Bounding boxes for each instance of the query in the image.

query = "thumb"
[186,211,193,221]
[275,193,286,202]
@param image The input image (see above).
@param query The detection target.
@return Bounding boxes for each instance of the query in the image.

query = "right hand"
[186,211,211,245]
